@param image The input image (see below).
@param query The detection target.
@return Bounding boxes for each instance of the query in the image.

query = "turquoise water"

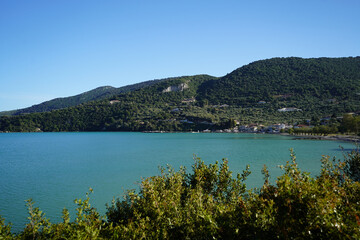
[0,132,355,232]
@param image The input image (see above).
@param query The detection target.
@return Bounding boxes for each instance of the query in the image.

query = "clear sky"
[1,0,359,111]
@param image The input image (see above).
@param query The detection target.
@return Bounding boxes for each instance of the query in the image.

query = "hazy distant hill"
[1,57,359,132]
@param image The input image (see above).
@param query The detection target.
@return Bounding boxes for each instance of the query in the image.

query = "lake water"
[0,132,355,232]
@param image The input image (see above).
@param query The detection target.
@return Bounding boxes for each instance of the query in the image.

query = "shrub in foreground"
[1,150,360,239]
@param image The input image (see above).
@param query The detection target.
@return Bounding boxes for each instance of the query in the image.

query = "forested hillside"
[0,75,217,132]
[198,57,360,108]
[0,78,171,116]
[1,57,359,132]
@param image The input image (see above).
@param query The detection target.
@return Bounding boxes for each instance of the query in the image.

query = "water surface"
[0,132,355,231]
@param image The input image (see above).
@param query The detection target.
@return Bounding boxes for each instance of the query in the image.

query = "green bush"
[344,148,360,182]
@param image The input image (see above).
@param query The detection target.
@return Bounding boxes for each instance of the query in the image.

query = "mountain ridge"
[1,57,359,132]
[0,76,201,116]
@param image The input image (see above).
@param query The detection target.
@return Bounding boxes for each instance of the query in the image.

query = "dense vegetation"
[199,57,360,106]
[288,113,360,136]
[0,78,172,116]
[1,57,360,132]
[0,75,219,132]
[1,150,359,239]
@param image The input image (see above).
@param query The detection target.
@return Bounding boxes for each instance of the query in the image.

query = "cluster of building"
[238,123,293,133]
[200,123,294,133]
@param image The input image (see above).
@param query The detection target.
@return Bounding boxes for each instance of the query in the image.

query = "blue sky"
[1,0,359,111]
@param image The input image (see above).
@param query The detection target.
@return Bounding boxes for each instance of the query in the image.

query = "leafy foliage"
[344,147,360,182]
[340,114,360,134]
[0,216,13,239]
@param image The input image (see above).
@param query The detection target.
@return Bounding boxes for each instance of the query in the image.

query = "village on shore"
[145,118,360,143]
[145,122,302,134]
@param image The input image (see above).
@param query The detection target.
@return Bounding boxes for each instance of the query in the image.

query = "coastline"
[290,134,360,143]
[141,131,360,143]
[2,130,359,143]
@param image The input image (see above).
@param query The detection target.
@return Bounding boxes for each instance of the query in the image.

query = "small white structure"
[109,100,120,104]
[277,107,302,112]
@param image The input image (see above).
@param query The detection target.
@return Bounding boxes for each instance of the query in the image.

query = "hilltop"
[1,57,359,132]
[0,78,173,116]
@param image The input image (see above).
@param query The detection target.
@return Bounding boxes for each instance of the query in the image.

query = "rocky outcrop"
[162,83,189,93]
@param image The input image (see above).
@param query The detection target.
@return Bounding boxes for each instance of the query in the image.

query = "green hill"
[1,57,359,132]
[0,78,170,116]
[194,56,360,124]
[198,57,360,106]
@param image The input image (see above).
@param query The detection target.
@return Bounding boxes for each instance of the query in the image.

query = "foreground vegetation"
[1,149,360,239]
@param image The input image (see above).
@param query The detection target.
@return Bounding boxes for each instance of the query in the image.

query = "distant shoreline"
[289,134,359,143]
[1,130,359,143]
[143,131,360,143]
